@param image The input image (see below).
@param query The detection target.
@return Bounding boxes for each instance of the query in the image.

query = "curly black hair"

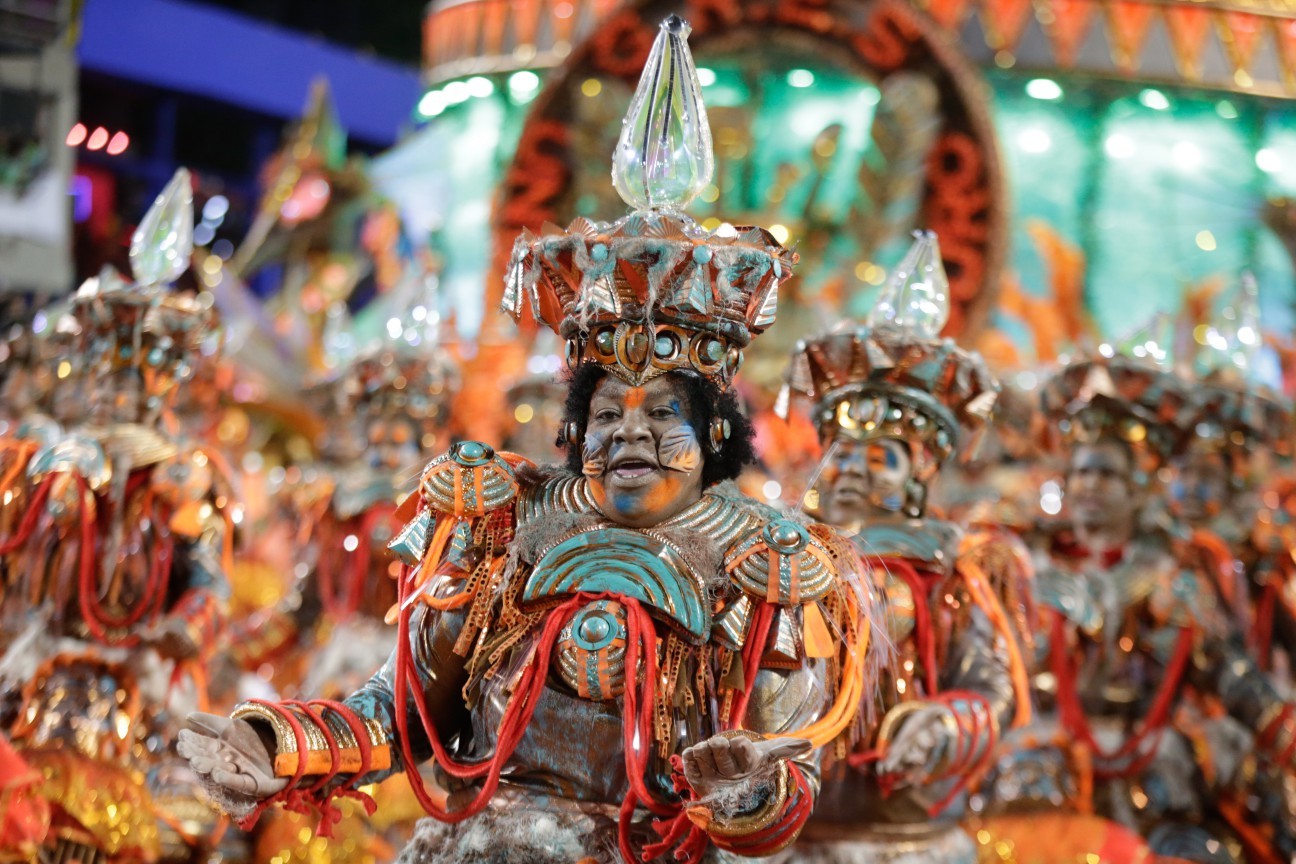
[559,364,757,487]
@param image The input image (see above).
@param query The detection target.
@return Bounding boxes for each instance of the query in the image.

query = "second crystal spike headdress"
[502,15,796,389]
[778,231,998,466]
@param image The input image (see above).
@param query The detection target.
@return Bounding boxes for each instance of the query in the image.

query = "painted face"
[583,374,705,529]
[819,436,914,527]
[367,417,420,472]
[1065,439,1138,532]
[1170,448,1230,524]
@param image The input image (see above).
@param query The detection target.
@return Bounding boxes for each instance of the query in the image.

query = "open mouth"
[610,459,657,479]
[833,485,866,502]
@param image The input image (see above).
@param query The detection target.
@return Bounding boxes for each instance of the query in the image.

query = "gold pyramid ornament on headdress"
[502,16,796,390]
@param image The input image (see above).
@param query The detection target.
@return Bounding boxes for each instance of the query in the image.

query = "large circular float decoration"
[492,0,1008,353]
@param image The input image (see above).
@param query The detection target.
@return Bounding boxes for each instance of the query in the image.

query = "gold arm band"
[692,730,793,838]
[232,702,298,755]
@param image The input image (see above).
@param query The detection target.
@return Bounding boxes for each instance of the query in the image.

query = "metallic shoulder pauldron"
[1035,566,1105,634]
[853,518,962,573]
[417,441,523,518]
[28,433,111,490]
[389,442,526,566]
[725,517,837,606]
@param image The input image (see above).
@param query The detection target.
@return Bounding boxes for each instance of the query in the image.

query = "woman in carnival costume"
[779,233,1033,864]
[977,340,1296,864]
[179,18,883,863]
[0,169,232,864]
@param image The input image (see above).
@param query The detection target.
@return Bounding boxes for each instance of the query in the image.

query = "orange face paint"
[588,477,608,509]
[623,387,646,410]
[637,473,682,513]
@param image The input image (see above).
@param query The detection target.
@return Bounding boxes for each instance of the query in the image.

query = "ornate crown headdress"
[778,232,997,465]
[338,344,460,426]
[62,169,216,390]
[1040,316,1194,469]
[502,15,796,389]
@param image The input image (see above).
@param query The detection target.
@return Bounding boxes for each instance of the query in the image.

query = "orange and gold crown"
[501,16,795,389]
[1189,371,1290,458]
[778,233,996,464]
[66,278,215,382]
[1040,348,1194,469]
[338,344,460,424]
[504,213,794,389]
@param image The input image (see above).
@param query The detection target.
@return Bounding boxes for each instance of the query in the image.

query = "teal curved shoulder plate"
[523,527,711,642]
[854,518,961,571]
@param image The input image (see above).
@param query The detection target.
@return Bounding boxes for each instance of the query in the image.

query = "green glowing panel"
[987,71,1296,372]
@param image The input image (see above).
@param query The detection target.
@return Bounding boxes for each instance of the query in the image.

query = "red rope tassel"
[392,556,579,821]
[727,602,775,730]
[0,475,51,554]
[235,699,313,831]
[886,558,939,695]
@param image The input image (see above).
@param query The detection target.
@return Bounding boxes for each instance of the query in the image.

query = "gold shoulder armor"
[419,441,522,517]
[388,442,524,566]
[725,517,837,606]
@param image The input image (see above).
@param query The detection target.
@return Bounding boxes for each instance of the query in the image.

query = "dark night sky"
[191,0,428,65]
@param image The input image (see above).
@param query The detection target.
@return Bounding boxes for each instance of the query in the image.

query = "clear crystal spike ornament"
[1117,312,1174,367]
[611,15,714,212]
[130,167,194,287]
[867,230,950,338]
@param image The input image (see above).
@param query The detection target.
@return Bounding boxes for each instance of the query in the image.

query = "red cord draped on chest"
[75,472,176,646]
[387,508,787,863]
[885,557,942,696]
[317,502,398,620]
[1049,611,1195,779]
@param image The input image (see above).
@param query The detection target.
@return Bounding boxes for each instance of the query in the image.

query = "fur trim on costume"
[698,765,779,820]
[396,806,618,864]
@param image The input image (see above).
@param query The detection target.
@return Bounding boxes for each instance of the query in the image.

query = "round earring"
[708,417,731,455]
[556,421,580,448]
[904,478,927,519]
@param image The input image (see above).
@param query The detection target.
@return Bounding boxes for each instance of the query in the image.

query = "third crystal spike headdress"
[502,15,796,390]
